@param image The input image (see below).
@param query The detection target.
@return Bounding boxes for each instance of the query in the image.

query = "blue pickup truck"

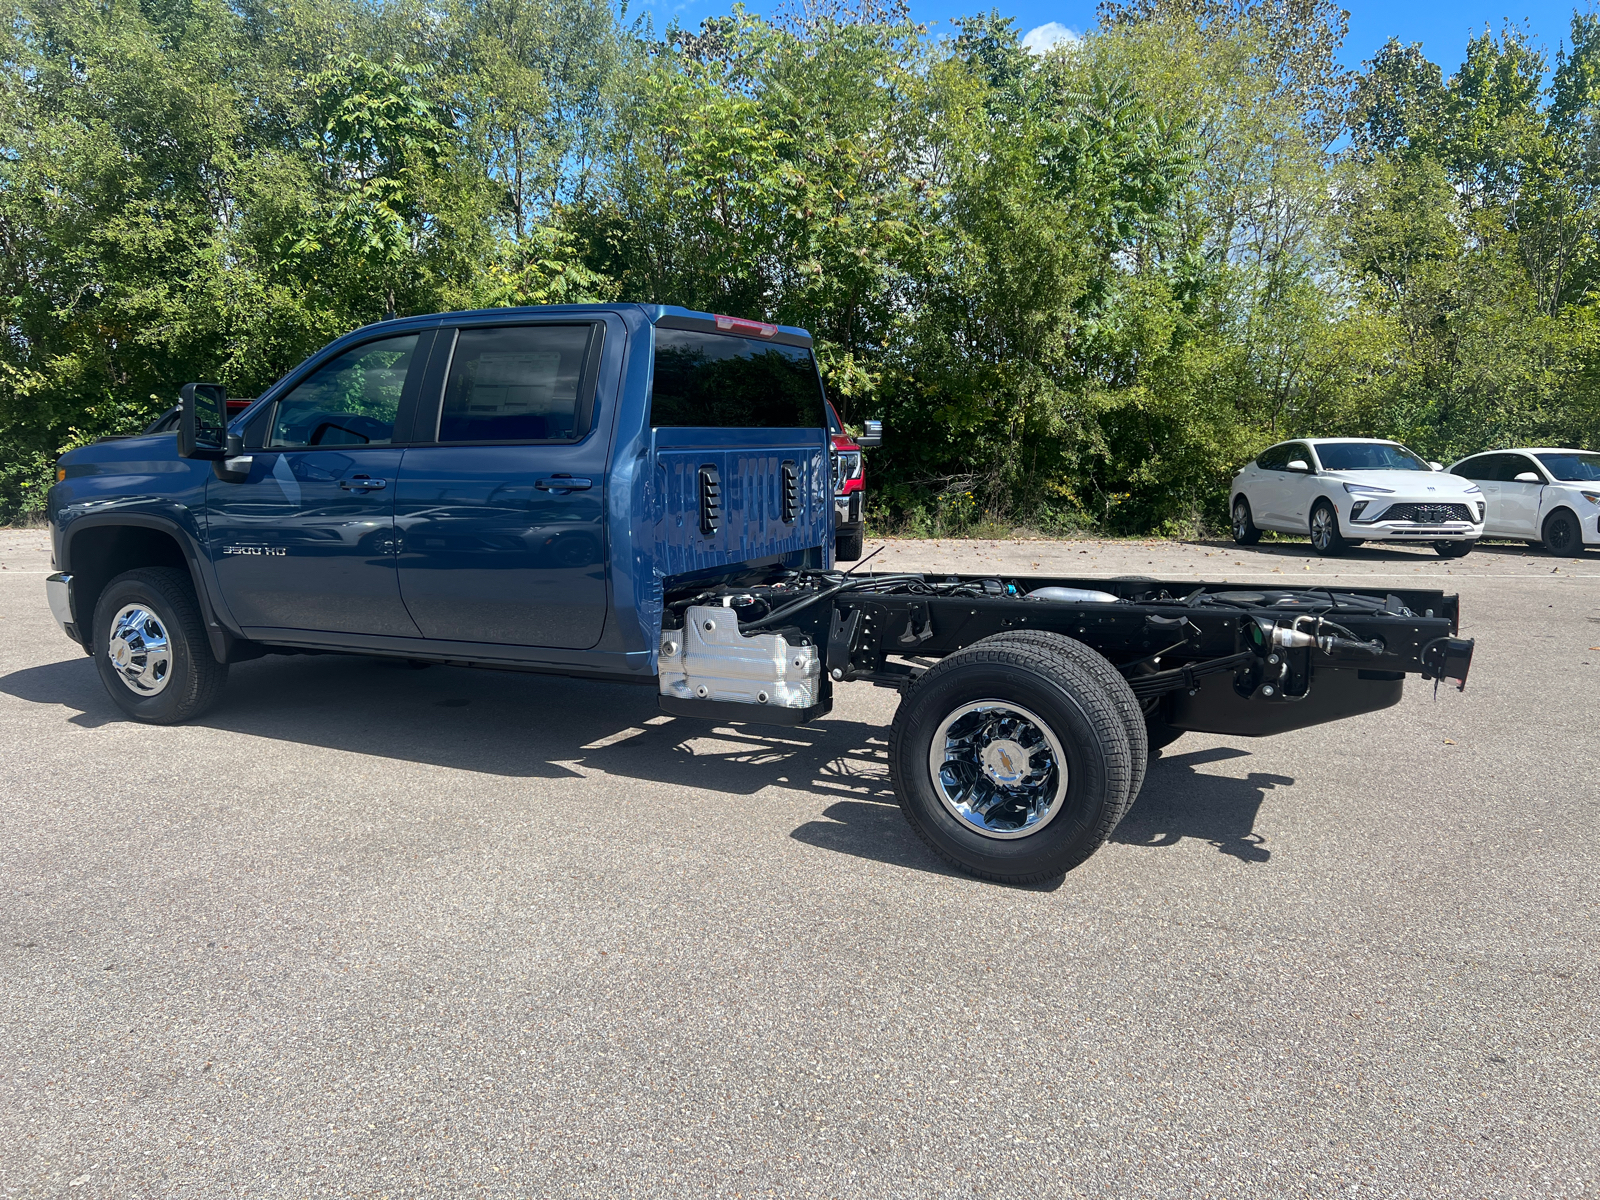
[44,303,1474,883]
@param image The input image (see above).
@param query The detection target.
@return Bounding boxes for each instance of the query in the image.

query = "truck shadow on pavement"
[1112,746,1294,863]
[3,654,1292,877]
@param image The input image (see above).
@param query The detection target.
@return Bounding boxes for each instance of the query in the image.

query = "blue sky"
[637,0,1597,74]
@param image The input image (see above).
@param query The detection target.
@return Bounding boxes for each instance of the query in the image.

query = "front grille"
[1375,502,1474,524]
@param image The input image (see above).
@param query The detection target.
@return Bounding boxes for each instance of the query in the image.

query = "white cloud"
[1022,22,1079,55]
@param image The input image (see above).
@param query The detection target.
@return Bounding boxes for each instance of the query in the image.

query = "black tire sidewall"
[92,571,210,723]
[893,660,1114,879]
[1310,501,1343,554]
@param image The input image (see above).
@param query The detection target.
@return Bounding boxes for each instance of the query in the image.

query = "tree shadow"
[1112,746,1294,863]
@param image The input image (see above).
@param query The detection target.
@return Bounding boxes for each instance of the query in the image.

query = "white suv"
[1231,438,1485,557]
[1448,447,1600,555]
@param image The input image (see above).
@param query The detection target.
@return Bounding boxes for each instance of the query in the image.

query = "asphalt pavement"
[1,529,1596,1198]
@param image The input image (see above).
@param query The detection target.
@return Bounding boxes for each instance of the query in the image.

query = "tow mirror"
[1514,471,1542,483]
[178,382,228,460]
[1286,459,1310,473]
[857,419,883,449]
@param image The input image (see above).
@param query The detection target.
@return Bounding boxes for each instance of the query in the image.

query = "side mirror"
[1429,461,1444,471]
[1514,471,1542,483]
[857,419,883,449]
[178,382,228,460]
[1286,459,1310,473]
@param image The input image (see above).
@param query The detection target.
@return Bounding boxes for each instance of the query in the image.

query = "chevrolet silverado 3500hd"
[44,304,1474,883]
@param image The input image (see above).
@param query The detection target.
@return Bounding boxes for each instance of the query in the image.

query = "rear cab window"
[650,328,826,429]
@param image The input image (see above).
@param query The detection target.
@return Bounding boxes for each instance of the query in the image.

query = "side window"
[1504,455,1543,482]
[1286,443,1314,468]
[1452,456,1495,481]
[651,329,826,428]
[438,324,596,443]
[270,335,418,449]
[1256,444,1289,471]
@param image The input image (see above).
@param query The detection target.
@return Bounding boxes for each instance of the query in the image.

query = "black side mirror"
[857,419,883,449]
[178,382,228,460]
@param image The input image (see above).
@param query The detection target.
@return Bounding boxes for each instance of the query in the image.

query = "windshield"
[1315,442,1430,472]
[1534,452,1600,481]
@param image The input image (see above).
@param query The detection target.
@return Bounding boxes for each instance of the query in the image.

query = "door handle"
[340,476,388,490]
[536,476,592,492]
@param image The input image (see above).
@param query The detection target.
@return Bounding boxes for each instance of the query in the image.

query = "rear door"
[1452,454,1506,533]
[1250,443,1298,529]
[648,320,831,577]
[207,331,426,636]
[394,321,611,648]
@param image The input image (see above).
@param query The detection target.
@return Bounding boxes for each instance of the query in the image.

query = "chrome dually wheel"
[106,603,173,696]
[928,700,1068,839]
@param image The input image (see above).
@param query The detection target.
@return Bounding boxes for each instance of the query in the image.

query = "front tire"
[889,637,1133,884]
[1434,540,1474,558]
[835,526,865,563]
[1231,497,1261,545]
[1542,509,1583,556]
[1309,501,1347,556]
[92,568,228,724]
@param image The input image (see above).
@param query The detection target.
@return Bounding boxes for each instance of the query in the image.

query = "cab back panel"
[653,427,830,578]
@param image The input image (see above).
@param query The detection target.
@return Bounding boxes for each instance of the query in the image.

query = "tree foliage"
[3,0,1599,531]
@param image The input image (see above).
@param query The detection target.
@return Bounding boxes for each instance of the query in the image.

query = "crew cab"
[44,304,1474,884]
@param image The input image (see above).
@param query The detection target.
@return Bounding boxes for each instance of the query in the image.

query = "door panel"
[209,449,417,634]
[392,322,610,648]
[207,330,425,636]
[394,445,608,647]
[1499,477,1543,537]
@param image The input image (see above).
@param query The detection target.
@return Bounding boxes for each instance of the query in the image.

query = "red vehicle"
[827,401,880,562]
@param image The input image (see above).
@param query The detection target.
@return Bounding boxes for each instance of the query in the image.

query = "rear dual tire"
[889,634,1137,884]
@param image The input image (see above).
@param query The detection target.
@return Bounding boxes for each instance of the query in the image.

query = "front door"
[394,322,610,648]
[208,332,424,636]
[1497,454,1546,538]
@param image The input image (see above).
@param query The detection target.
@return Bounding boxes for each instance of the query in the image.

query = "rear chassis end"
[659,571,1472,731]
[657,570,1473,883]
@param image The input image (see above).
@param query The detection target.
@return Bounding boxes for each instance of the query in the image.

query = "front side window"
[1314,442,1429,472]
[438,324,596,443]
[651,329,826,428]
[270,334,418,449]
[1535,452,1600,481]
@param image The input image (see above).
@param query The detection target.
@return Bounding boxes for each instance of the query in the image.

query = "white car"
[1230,438,1484,557]
[1447,447,1600,555]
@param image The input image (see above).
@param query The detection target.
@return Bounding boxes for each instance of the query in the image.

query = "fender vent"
[781,460,798,523]
[698,464,721,535]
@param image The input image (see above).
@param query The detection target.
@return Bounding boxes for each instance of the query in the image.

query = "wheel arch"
[61,515,233,662]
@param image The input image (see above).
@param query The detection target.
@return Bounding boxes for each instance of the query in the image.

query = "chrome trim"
[45,573,75,637]
[106,604,174,696]
[928,700,1069,840]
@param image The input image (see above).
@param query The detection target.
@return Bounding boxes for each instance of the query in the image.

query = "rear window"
[651,329,826,428]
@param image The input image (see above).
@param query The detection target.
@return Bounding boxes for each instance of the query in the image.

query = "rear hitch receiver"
[1421,636,1475,693]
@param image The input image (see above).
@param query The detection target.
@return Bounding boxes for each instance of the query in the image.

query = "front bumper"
[1350,522,1480,541]
[46,572,79,643]
[835,493,862,529]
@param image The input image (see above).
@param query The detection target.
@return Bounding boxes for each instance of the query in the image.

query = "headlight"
[1463,484,1482,494]
[1580,490,1600,507]
[1343,482,1394,495]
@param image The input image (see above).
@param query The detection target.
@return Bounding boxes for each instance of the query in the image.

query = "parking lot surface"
[2,530,1596,1198]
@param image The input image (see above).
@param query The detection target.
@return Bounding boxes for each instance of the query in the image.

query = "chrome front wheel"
[928,700,1068,839]
[106,604,173,696]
